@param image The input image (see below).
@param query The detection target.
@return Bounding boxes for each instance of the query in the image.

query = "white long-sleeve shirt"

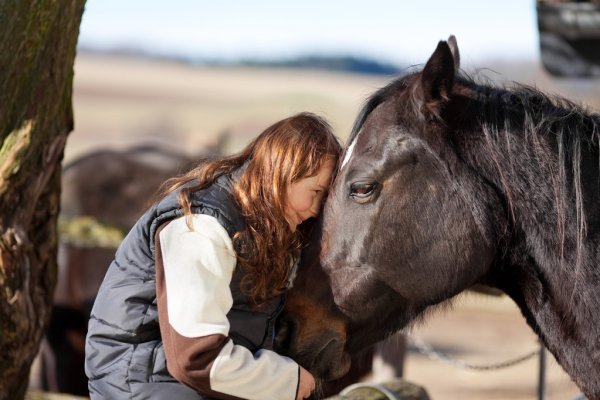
[155,214,300,400]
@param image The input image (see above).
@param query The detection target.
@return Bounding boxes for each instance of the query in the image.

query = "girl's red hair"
[156,112,342,304]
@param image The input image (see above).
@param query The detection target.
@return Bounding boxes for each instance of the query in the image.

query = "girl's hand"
[296,366,316,399]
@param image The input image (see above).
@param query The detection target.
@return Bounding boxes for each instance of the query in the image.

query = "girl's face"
[285,158,336,231]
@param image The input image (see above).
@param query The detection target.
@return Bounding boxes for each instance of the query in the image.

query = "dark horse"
[279,36,600,398]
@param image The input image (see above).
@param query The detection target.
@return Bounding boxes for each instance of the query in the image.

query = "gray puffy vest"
[85,172,285,400]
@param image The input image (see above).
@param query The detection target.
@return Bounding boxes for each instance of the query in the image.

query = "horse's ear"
[417,40,456,108]
[447,35,460,70]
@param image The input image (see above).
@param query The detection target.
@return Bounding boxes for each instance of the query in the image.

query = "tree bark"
[0,1,86,399]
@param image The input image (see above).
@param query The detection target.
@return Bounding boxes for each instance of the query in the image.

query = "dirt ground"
[366,292,582,400]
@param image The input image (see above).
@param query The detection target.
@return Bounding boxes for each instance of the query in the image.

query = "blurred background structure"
[29,0,599,399]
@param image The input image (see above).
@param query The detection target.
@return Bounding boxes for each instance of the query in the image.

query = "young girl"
[85,112,342,400]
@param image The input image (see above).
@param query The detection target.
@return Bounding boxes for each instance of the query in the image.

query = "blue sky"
[79,0,539,66]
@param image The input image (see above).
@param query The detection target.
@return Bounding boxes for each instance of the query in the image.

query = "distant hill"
[77,46,403,76]
[239,55,402,76]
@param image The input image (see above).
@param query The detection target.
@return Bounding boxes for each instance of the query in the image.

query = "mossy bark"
[0,1,86,399]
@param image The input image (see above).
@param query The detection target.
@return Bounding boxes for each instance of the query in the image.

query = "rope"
[408,336,540,371]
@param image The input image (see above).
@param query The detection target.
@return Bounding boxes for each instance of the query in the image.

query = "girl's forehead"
[316,160,335,185]
[295,158,335,184]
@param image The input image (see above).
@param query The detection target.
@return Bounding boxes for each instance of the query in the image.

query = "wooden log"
[325,379,430,400]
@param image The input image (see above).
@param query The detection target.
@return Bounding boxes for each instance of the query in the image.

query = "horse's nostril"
[308,334,350,379]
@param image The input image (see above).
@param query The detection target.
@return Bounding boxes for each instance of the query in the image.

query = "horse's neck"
[472,87,600,282]
[469,89,600,397]
[496,233,600,397]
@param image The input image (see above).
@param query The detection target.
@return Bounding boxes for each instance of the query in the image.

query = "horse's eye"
[349,182,378,203]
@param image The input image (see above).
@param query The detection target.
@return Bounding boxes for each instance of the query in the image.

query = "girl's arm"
[156,214,301,400]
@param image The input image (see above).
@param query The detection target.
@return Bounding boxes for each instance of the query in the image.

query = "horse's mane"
[351,71,600,144]
[470,77,600,277]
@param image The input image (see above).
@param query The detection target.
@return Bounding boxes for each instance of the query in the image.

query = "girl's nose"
[309,199,322,217]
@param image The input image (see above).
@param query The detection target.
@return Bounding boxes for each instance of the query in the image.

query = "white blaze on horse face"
[340,136,358,170]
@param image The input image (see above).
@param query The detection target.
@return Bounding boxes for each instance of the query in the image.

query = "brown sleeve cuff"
[294,365,300,400]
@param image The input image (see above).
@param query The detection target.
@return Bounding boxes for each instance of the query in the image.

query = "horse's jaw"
[344,300,426,354]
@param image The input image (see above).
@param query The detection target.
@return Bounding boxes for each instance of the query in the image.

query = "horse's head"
[278,37,508,380]
[320,37,505,340]
[282,38,600,398]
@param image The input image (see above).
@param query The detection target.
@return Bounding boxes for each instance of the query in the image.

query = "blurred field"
[70,53,388,162]
[69,53,597,400]
[71,53,600,163]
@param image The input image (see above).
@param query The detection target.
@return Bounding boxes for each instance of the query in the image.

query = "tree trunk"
[0,1,86,399]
